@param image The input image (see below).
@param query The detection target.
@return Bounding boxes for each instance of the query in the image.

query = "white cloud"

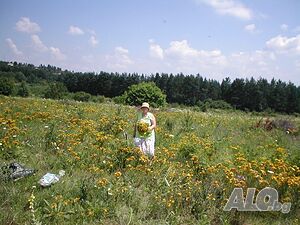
[165,40,224,61]
[43,38,298,84]
[68,25,84,35]
[165,40,198,58]
[89,36,99,47]
[49,47,66,60]
[75,48,134,72]
[150,39,298,83]
[149,41,164,60]
[30,35,66,61]
[16,17,40,34]
[196,0,253,20]
[280,24,288,31]
[142,39,292,82]
[143,40,226,74]
[228,50,276,76]
[6,38,23,55]
[115,46,129,55]
[147,39,298,83]
[266,35,300,54]
[105,46,133,70]
[226,50,300,84]
[244,24,256,33]
[31,34,48,52]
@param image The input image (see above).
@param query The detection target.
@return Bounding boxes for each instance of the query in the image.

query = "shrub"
[17,81,30,97]
[123,82,166,108]
[0,77,15,96]
[113,95,127,105]
[44,82,67,99]
[205,99,232,110]
[73,91,92,102]
[91,95,107,103]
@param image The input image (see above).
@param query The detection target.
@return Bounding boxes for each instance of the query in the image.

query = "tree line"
[0,61,299,113]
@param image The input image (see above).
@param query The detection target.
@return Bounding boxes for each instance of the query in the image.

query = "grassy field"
[0,96,299,225]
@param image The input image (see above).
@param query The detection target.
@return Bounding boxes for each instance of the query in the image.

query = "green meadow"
[0,96,299,225]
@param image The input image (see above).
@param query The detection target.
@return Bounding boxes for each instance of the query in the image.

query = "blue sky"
[1,0,300,84]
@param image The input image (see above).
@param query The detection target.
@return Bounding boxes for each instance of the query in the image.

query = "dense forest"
[0,61,300,113]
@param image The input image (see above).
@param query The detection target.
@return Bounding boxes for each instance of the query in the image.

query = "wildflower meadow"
[0,96,299,224]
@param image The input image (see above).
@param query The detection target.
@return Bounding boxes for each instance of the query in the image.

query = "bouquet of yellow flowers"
[137,121,150,136]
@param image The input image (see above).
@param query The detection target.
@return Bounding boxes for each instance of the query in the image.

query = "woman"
[133,102,156,157]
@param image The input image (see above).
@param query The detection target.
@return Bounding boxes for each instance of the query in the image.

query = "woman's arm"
[149,115,156,131]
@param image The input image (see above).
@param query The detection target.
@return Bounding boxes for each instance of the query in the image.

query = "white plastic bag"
[39,170,65,187]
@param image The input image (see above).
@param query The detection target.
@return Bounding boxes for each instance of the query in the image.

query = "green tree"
[229,78,245,109]
[17,81,30,97]
[244,78,258,111]
[14,72,26,82]
[124,82,166,108]
[0,77,15,96]
[286,82,298,113]
[221,77,231,103]
[44,82,67,99]
[256,78,269,111]
[272,80,287,112]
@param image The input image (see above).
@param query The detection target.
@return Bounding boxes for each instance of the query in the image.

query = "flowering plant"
[137,121,150,136]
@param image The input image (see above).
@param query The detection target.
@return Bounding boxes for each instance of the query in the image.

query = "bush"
[91,95,108,103]
[113,95,127,105]
[123,82,166,108]
[206,99,232,110]
[44,82,67,99]
[17,81,30,97]
[0,77,15,96]
[196,101,208,112]
[197,99,232,111]
[73,91,92,102]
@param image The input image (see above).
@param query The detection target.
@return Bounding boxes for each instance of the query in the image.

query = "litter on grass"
[0,162,35,181]
[39,170,65,187]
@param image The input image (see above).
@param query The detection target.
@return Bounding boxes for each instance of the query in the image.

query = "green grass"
[0,96,299,225]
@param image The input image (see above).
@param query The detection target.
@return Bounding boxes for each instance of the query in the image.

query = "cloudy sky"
[1,0,300,84]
